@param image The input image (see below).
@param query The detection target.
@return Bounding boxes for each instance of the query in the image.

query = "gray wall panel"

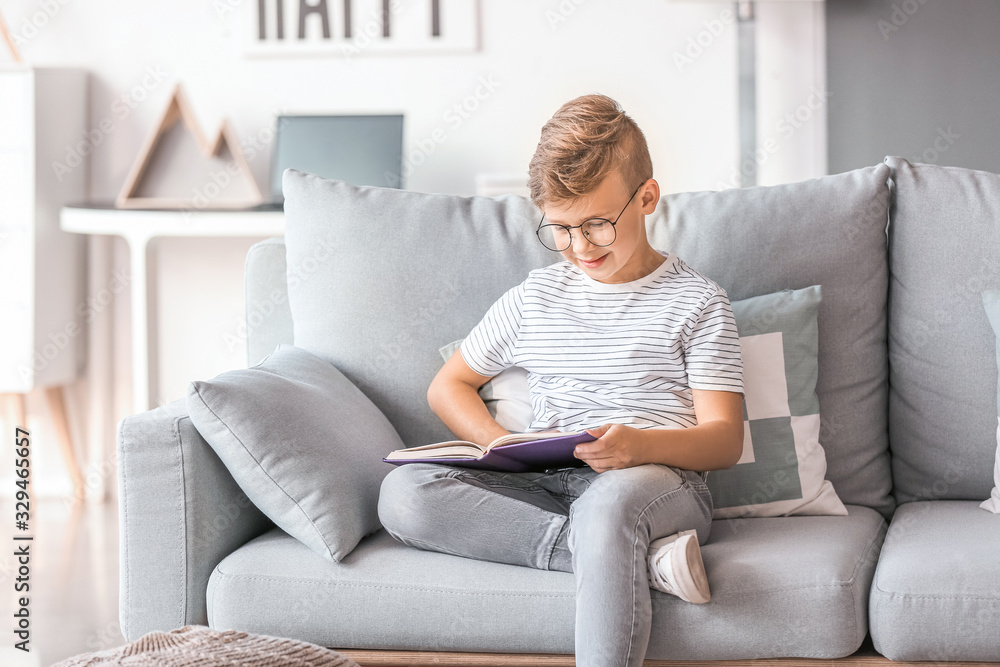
[827,0,1000,173]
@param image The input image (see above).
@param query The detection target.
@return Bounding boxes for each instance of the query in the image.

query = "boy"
[378,94,744,667]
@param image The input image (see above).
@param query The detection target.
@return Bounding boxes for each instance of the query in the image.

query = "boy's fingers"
[576,438,608,457]
[585,424,610,438]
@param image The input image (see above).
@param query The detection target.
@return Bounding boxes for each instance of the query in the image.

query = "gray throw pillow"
[185,343,404,562]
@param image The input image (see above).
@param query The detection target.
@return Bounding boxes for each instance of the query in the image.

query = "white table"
[60,204,284,413]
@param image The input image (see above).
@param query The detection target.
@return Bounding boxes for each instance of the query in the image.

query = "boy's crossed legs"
[378,462,713,667]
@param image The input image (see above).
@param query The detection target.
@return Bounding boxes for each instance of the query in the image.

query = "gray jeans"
[377,461,713,667]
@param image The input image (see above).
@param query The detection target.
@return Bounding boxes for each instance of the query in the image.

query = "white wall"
[2,0,824,500]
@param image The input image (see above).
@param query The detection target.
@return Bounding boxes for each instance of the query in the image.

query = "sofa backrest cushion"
[282,169,559,448]
[646,164,894,516]
[245,237,293,367]
[280,165,894,516]
[884,157,1000,503]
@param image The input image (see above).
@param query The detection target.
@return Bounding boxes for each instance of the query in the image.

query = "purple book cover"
[382,431,598,473]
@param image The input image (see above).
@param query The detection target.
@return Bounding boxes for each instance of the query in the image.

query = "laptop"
[252,114,405,210]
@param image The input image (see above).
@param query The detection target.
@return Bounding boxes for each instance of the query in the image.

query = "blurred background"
[0,0,998,663]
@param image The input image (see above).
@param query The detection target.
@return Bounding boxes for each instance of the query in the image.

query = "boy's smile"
[542,175,664,284]
[578,254,608,269]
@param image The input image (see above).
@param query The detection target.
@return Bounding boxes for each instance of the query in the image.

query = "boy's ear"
[639,178,660,214]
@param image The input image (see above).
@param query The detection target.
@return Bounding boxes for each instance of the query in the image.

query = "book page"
[384,440,487,461]
[401,440,483,452]
[485,431,579,451]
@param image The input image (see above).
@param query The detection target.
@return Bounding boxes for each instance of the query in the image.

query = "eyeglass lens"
[538,219,616,252]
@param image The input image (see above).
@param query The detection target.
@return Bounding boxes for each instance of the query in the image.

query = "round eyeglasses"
[535,183,643,252]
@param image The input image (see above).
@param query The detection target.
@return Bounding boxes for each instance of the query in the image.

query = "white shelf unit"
[60,205,285,414]
[1,65,88,500]
[0,66,88,393]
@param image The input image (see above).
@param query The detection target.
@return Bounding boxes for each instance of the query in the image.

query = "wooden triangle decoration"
[0,8,24,63]
[116,82,263,209]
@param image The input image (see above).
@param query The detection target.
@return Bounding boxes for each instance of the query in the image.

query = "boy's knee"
[568,464,701,535]
[378,465,415,529]
[377,464,449,534]
[578,463,684,508]
[381,462,446,493]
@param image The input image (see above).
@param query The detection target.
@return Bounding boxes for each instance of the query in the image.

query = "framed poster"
[244,0,479,57]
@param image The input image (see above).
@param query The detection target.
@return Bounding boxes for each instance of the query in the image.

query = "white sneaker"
[647,529,711,604]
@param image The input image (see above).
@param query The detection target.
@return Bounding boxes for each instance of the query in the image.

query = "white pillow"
[982,419,1000,513]
[438,340,533,432]
[981,290,1000,514]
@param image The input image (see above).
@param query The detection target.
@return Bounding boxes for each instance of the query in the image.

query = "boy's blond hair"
[528,94,653,207]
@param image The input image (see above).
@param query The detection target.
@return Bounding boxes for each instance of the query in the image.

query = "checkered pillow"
[706,285,847,518]
[981,290,1000,514]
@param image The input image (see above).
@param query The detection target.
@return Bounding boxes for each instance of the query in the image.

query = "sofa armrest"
[117,397,274,641]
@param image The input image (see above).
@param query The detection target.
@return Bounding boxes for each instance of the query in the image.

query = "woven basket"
[51,624,361,667]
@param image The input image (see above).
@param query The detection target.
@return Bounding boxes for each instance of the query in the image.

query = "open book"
[382,431,598,473]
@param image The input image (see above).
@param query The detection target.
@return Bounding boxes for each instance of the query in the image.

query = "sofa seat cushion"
[207,506,885,660]
[869,500,1000,661]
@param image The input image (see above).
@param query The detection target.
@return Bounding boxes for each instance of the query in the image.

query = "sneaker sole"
[676,535,711,604]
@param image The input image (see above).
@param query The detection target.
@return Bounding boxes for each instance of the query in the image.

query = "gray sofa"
[117,156,1000,663]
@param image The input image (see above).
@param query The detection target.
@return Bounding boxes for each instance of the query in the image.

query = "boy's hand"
[574,424,647,472]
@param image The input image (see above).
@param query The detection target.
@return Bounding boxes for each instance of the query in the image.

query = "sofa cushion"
[869,501,1000,661]
[646,164,894,516]
[206,506,885,660]
[282,168,559,448]
[245,237,293,367]
[186,343,405,562]
[884,157,1000,503]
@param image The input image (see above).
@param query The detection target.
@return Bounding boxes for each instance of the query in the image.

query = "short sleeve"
[459,282,525,377]
[684,288,745,395]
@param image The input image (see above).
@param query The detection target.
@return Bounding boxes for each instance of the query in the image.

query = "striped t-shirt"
[459,251,744,433]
